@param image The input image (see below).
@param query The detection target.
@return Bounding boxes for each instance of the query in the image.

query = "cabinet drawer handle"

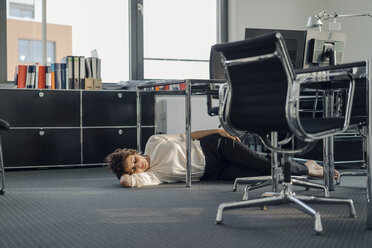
[39,130,45,136]
[117,93,123,99]
[39,91,44,98]
[118,129,123,135]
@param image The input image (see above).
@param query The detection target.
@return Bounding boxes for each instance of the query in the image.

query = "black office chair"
[0,119,9,195]
[214,32,356,234]
[206,45,226,117]
[210,43,329,200]
[336,75,368,184]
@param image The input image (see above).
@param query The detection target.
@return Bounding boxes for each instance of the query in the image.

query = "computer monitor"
[303,30,347,68]
[245,28,307,69]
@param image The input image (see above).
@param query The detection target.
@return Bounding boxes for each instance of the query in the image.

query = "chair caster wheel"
[0,190,4,195]
[215,220,223,225]
[260,205,267,211]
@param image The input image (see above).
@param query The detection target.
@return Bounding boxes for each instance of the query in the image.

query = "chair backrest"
[214,32,295,137]
[209,46,226,80]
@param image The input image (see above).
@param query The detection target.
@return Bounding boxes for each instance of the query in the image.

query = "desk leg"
[136,88,142,152]
[270,132,279,192]
[323,91,335,191]
[367,60,372,229]
[185,80,192,187]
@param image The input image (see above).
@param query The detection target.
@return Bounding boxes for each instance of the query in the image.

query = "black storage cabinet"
[0,89,155,168]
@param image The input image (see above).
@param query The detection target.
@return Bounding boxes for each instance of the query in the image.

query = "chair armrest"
[218,83,246,138]
[0,119,9,131]
[287,71,355,142]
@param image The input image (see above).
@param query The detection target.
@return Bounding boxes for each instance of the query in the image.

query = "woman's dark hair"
[104,148,139,179]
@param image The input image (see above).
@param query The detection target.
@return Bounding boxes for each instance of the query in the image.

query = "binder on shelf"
[61,56,74,89]
[79,56,85,89]
[60,63,67,89]
[96,58,101,79]
[85,57,93,78]
[91,57,97,79]
[54,63,62,89]
[73,57,80,89]
[16,65,27,88]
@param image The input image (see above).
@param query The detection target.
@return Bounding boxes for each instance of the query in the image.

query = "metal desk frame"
[136,79,225,187]
[297,60,371,229]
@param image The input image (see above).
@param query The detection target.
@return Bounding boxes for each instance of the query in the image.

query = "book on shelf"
[45,66,51,89]
[34,63,39,88]
[13,55,102,90]
[16,65,27,88]
[38,65,46,89]
[26,65,35,88]
[14,64,66,90]
[51,63,56,89]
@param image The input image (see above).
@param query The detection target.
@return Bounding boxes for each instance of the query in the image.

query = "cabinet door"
[141,93,155,126]
[0,89,80,127]
[297,138,364,165]
[2,129,81,167]
[83,127,154,164]
[82,90,155,126]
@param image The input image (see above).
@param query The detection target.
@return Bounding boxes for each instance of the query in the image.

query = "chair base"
[336,170,367,185]
[216,182,356,235]
[237,176,329,200]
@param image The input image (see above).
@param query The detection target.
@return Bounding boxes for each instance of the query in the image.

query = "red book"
[17,65,27,88]
[38,66,46,89]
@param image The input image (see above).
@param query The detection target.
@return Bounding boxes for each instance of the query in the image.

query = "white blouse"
[129,133,206,187]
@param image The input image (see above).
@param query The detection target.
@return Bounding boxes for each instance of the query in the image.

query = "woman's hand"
[120,174,133,188]
[191,129,241,141]
[218,129,241,142]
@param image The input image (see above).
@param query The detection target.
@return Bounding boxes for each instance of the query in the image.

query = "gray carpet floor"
[0,167,371,248]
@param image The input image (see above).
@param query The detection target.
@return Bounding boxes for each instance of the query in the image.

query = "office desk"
[297,60,372,229]
[136,79,225,187]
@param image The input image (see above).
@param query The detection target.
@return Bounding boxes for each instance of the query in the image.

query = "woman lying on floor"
[105,129,339,188]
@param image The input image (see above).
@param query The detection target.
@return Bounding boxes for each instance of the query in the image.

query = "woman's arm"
[190,129,240,141]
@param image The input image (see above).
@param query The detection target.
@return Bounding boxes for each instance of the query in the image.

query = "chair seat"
[0,119,10,131]
[301,116,366,134]
[301,117,348,134]
[350,115,367,126]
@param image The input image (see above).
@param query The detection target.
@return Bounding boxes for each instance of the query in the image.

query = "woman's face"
[123,154,150,175]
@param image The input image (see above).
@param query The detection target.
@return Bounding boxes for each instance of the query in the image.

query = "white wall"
[228,0,372,62]
[153,1,372,134]
[322,0,372,62]
[155,96,221,134]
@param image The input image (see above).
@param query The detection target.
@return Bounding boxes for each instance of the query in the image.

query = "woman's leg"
[200,134,272,180]
[215,136,309,180]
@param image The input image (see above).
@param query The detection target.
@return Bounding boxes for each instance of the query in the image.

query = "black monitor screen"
[245,28,307,69]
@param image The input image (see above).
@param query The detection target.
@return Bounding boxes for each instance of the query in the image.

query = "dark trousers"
[199,134,309,180]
